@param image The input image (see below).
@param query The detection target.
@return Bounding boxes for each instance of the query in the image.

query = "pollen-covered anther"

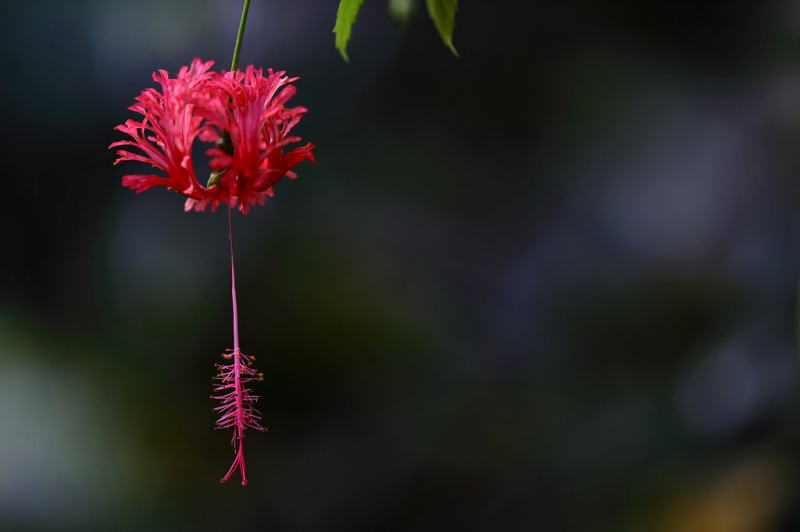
[213,345,265,485]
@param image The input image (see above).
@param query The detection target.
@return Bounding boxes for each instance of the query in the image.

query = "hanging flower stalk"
[109,0,315,485]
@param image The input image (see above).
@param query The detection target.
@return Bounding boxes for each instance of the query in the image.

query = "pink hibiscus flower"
[111,57,316,485]
[110,58,315,214]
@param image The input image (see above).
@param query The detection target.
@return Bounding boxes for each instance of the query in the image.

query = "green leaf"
[389,0,416,26]
[425,0,458,56]
[334,0,366,62]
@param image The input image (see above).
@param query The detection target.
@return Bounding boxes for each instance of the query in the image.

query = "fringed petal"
[111,58,314,214]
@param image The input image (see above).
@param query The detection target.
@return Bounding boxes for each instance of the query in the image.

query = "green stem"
[208,0,250,187]
[230,0,252,71]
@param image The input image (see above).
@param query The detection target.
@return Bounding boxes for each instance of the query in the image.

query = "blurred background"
[1,0,799,530]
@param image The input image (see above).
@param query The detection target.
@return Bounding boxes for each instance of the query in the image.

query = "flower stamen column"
[212,207,266,485]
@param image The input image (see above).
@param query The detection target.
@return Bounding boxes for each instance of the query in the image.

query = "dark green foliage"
[425,0,458,56]
[334,0,459,61]
[389,0,416,26]
[334,0,366,62]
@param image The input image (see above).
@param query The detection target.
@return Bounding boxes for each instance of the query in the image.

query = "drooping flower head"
[110,58,315,214]
[110,58,315,485]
